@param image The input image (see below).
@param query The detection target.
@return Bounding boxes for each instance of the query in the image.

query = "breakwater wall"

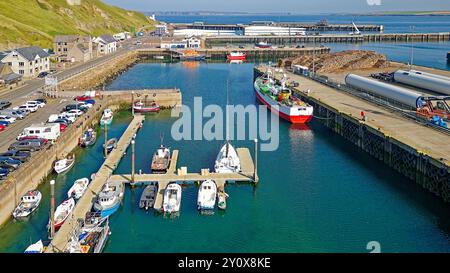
[253,67,450,203]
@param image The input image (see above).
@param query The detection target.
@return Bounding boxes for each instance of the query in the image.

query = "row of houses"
[54,34,118,63]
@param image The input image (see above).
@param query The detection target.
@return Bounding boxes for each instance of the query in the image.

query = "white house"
[186,36,201,48]
[93,35,117,56]
[1,46,50,78]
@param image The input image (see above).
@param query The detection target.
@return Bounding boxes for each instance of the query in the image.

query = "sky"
[103,0,450,13]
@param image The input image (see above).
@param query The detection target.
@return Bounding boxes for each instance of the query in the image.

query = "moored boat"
[163,183,182,213]
[77,213,110,253]
[227,51,246,61]
[67,178,90,200]
[51,198,75,230]
[103,138,118,154]
[151,144,171,173]
[13,190,42,218]
[217,190,229,210]
[100,109,113,127]
[80,128,96,147]
[133,101,160,113]
[93,181,124,218]
[197,180,217,210]
[253,70,313,124]
[24,240,45,253]
[214,141,241,173]
[139,185,158,210]
[54,154,75,174]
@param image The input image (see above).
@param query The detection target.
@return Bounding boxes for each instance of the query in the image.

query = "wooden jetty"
[45,115,145,253]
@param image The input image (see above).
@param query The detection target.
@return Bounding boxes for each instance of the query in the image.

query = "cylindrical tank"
[394,70,450,96]
[345,74,425,108]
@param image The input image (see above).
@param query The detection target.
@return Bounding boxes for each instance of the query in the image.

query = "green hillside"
[0,0,152,50]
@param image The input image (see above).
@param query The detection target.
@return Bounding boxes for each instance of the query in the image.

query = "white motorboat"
[197,180,217,210]
[51,198,75,230]
[217,190,229,210]
[13,190,42,218]
[163,183,182,213]
[214,141,241,173]
[24,240,44,253]
[67,178,90,200]
[54,154,75,174]
[100,108,113,126]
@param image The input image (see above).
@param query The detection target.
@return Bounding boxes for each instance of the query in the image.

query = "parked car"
[0,101,11,110]
[64,104,82,112]
[0,150,31,162]
[59,112,77,123]
[0,124,5,132]
[38,71,49,78]
[85,99,96,105]
[35,98,47,104]
[67,109,84,117]
[9,139,46,152]
[58,123,68,132]
[0,121,9,127]
[52,118,70,126]
[75,95,91,101]
[13,104,38,113]
[26,100,45,108]
[0,115,16,124]
[0,110,26,120]
[0,167,9,179]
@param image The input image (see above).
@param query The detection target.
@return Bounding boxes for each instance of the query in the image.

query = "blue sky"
[103,0,450,13]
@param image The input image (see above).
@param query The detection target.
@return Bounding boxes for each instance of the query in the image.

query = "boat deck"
[45,115,145,253]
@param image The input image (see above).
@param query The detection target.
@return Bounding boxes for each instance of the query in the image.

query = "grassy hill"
[0,0,152,50]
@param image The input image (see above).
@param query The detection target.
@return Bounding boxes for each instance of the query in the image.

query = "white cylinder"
[345,74,425,108]
[394,70,450,96]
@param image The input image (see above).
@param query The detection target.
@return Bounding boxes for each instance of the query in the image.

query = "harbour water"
[1,62,450,252]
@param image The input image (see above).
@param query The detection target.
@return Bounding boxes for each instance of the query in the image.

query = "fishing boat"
[162,183,182,213]
[67,178,90,200]
[51,198,75,230]
[253,69,313,124]
[139,185,158,210]
[133,101,160,113]
[151,142,171,173]
[153,55,165,60]
[217,190,229,210]
[197,180,217,210]
[13,190,42,218]
[227,51,247,61]
[93,181,124,218]
[255,41,272,48]
[100,109,113,126]
[80,128,96,147]
[103,138,118,154]
[54,154,75,174]
[177,49,206,61]
[76,213,111,253]
[24,240,45,253]
[215,141,241,173]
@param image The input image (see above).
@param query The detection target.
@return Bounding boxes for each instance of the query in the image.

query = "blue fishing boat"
[93,181,124,218]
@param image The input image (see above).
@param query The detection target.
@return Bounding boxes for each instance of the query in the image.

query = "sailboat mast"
[225,78,229,157]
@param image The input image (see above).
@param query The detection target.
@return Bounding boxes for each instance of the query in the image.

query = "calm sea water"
[2,62,450,252]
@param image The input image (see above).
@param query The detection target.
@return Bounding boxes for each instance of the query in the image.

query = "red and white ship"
[133,101,160,113]
[253,70,313,124]
[227,51,246,61]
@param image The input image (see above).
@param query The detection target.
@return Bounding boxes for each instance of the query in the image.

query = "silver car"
[0,110,26,120]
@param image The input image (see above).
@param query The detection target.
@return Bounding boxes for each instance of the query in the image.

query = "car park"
[0,150,31,162]
[0,101,11,110]
[0,115,16,124]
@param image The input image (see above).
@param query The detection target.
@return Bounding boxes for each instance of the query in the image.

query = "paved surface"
[46,115,145,253]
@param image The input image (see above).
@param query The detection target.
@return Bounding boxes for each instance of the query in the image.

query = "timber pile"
[280,50,390,73]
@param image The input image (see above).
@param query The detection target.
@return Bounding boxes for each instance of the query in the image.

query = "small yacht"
[103,138,118,154]
[52,198,75,230]
[67,178,90,200]
[93,181,124,218]
[24,240,45,253]
[151,144,171,173]
[162,183,182,213]
[13,190,42,218]
[54,154,75,174]
[100,109,113,127]
[197,180,217,210]
[139,185,158,210]
[214,141,241,173]
[80,128,96,147]
[217,190,229,210]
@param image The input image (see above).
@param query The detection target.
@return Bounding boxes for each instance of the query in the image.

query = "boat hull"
[95,201,120,218]
[133,106,160,113]
[227,55,246,61]
[254,84,313,124]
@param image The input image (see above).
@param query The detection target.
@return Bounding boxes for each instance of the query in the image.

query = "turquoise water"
[1,61,450,252]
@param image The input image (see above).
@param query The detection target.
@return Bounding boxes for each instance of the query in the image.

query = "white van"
[17,123,60,141]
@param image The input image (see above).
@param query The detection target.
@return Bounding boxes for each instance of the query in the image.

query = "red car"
[59,123,67,132]
[0,124,5,132]
[75,95,91,101]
